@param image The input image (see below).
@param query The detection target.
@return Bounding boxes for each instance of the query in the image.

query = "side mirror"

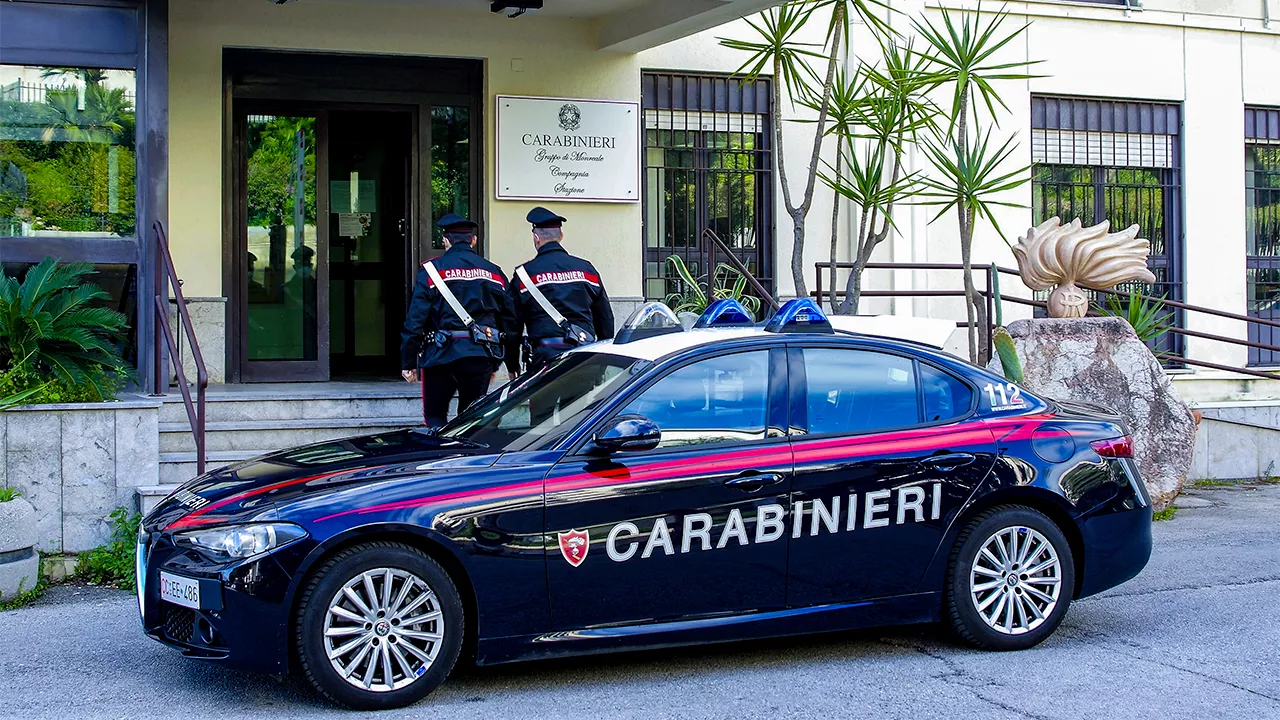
[590,414,661,454]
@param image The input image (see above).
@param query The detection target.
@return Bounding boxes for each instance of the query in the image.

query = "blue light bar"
[694,299,755,329]
[764,298,833,334]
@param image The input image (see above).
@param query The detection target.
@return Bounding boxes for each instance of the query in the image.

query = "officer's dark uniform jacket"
[401,243,517,370]
[507,241,614,371]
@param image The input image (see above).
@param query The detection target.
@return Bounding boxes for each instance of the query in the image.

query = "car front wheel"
[944,506,1075,650]
[295,542,464,710]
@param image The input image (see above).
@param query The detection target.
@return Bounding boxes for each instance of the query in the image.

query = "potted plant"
[0,488,40,602]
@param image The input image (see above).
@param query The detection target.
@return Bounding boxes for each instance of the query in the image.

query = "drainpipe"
[1265,0,1271,29]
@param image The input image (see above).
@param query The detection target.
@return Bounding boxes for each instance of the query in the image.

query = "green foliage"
[76,507,140,591]
[0,572,48,611]
[0,257,129,407]
[663,255,762,318]
[1095,292,1171,344]
[992,327,1023,383]
[1152,506,1178,522]
[0,487,19,502]
[911,2,1041,130]
[245,116,316,228]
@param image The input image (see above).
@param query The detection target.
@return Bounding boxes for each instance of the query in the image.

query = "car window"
[617,350,770,450]
[920,363,973,423]
[441,352,638,451]
[803,348,918,435]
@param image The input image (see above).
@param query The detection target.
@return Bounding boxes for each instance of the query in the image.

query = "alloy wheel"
[323,568,445,692]
[968,526,1062,636]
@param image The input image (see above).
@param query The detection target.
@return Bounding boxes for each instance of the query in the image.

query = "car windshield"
[436,352,642,451]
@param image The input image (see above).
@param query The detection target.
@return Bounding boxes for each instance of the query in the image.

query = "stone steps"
[158,416,420,453]
[155,383,431,488]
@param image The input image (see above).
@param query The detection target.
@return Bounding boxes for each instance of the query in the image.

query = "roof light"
[614,302,685,344]
[694,299,755,329]
[764,298,833,334]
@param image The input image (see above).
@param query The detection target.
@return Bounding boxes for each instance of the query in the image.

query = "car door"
[785,345,997,605]
[544,347,793,630]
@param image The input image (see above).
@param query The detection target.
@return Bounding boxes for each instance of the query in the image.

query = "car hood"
[145,429,500,532]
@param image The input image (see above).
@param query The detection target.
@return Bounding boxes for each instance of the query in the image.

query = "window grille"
[1245,106,1280,365]
[641,72,774,306]
[1031,95,1184,359]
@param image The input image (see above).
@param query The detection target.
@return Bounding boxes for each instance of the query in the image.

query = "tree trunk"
[827,137,843,313]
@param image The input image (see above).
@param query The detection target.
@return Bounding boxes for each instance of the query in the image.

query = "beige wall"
[169,0,645,300]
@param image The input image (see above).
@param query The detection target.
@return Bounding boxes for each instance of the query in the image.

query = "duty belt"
[536,338,572,347]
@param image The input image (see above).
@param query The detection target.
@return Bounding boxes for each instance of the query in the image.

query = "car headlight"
[174,523,308,560]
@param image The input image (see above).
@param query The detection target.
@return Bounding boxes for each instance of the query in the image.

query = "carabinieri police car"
[137,299,1153,710]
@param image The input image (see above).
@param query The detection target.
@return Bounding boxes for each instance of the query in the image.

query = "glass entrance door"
[235,110,329,381]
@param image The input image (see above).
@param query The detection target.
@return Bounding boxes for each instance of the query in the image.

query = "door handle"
[724,472,785,490]
[921,452,976,471]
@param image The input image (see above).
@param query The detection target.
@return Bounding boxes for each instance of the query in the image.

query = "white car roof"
[572,327,763,361]
[572,314,961,363]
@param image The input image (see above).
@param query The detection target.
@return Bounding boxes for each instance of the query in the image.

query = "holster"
[560,321,596,347]
[470,323,505,360]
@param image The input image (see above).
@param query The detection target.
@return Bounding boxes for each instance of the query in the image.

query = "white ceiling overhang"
[596,0,787,52]
[301,0,788,53]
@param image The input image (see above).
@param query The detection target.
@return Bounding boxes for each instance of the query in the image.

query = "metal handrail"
[702,229,782,312]
[151,222,208,475]
[813,260,1280,382]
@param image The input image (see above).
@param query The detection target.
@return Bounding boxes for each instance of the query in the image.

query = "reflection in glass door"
[239,112,328,381]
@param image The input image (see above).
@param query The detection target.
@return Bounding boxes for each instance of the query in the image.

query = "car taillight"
[1090,435,1134,458]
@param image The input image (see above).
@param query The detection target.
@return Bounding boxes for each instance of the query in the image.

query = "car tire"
[295,542,464,710]
[943,506,1075,651]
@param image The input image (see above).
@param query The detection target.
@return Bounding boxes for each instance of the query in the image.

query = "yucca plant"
[913,2,1041,364]
[0,257,129,406]
[663,255,762,318]
[1096,291,1172,345]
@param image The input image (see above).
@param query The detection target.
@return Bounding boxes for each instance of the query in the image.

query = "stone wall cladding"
[1,397,161,553]
[1001,317,1198,510]
[167,297,226,385]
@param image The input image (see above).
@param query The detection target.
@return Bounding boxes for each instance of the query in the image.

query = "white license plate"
[158,571,200,610]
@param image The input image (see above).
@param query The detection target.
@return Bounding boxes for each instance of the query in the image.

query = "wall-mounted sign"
[496,95,640,203]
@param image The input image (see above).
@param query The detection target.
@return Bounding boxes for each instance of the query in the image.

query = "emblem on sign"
[558,103,581,132]
[558,529,589,567]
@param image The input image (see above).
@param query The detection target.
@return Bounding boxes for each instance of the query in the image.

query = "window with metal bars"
[641,72,774,306]
[1245,107,1280,366]
[1030,95,1184,359]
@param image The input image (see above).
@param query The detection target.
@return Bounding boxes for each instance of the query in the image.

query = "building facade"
[3,0,1280,403]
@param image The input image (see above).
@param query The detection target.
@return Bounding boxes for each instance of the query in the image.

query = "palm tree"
[0,257,129,403]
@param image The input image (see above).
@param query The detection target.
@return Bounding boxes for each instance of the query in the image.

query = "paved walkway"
[2,484,1278,719]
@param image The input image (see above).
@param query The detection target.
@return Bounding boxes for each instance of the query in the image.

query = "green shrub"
[77,507,140,591]
[0,257,130,408]
[0,487,18,503]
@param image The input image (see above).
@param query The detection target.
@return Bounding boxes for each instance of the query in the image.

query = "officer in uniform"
[401,214,516,428]
[505,206,615,376]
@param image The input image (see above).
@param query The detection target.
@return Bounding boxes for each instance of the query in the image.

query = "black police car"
[137,299,1152,710]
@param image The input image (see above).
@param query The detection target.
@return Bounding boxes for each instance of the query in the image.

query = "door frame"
[222,51,484,382]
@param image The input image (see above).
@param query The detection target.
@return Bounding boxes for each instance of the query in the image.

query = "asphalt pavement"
[2,484,1278,720]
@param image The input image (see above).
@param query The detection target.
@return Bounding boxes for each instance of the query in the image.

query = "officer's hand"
[401,369,418,383]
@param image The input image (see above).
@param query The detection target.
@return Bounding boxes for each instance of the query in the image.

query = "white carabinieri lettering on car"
[563,483,944,566]
[172,488,210,511]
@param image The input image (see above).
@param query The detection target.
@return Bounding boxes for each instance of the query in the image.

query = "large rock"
[993,317,1196,510]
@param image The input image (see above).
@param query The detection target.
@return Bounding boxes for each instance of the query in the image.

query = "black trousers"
[420,358,493,428]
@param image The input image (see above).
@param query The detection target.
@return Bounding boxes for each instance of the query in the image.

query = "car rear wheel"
[943,506,1075,650]
[295,542,463,710]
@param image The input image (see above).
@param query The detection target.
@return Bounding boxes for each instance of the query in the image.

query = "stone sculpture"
[1012,217,1156,318]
